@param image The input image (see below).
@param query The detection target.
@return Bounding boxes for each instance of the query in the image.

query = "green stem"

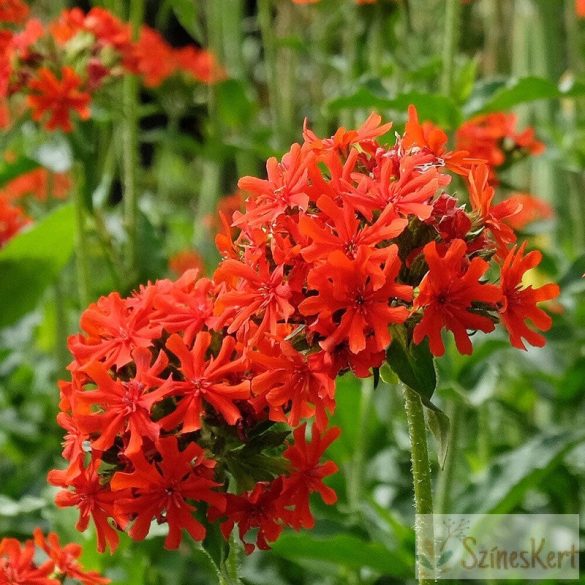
[440,0,461,98]
[435,401,461,514]
[403,385,435,585]
[348,377,373,513]
[257,0,283,147]
[72,164,90,306]
[53,278,69,376]
[122,0,144,282]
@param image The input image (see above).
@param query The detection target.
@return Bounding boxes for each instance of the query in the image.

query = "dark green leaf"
[327,85,462,129]
[426,405,450,469]
[466,76,585,116]
[270,532,411,577]
[215,79,256,128]
[170,0,203,42]
[0,204,75,328]
[459,430,585,513]
[0,158,39,189]
[386,328,437,403]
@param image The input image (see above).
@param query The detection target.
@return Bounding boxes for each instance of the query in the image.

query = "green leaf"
[170,0,203,42]
[386,328,437,403]
[327,84,462,129]
[459,429,585,513]
[215,79,256,128]
[465,76,585,116]
[0,157,39,189]
[0,204,75,328]
[270,532,411,577]
[379,362,398,385]
[425,405,450,469]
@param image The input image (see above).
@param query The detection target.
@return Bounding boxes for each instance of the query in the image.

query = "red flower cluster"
[0,190,30,247]
[456,112,545,184]
[50,109,559,556]
[1,7,223,131]
[0,529,109,585]
[0,0,29,24]
[0,166,71,247]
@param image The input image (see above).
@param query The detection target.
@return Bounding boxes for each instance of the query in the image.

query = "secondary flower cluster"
[0,166,70,247]
[0,529,109,585]
[0,5,223,131]
[50,108,558,556]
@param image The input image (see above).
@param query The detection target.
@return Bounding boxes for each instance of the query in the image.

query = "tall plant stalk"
[122,0,144,282]
[440,0,461,98]
[72,164,90,307]
[403,385,435,585]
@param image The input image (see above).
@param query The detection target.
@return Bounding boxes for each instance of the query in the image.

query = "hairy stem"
[403,384,435,585]
[122,0,144,282]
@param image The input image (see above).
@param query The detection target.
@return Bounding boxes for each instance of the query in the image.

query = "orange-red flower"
[403,105,481,175]
[468,164,521,255]
[300,246,412,354]
[0,537,57,585]
[503,193,554,231]
[28,67,91,132]
[281,424,340,529]
[161,332,250,432]
[413,239,502,356]
[0,0,29,23]
[0,197,30,247]
[33,530,110,585]
[498,244,560,349]
[0,168,71,201]
[110,437,225,550]
[578,0,585,17]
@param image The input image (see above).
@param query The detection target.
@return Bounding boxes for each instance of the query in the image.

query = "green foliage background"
[1,1,584,584]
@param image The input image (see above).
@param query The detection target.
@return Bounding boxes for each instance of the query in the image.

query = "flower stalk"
[122,0,144,282]
[402,384,435,585]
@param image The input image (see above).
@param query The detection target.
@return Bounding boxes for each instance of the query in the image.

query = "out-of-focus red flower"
[413,239,502,356]
[0,0,29,24]
[503,193,554,231]
[0,197,30,247]
[577,0,585,18]
[498,244,560,350]
[127,26,175,87]
[0,536,57,585]
[0,168,71,201]
[169,249,205,276]
[28,66,91,132]
[33,529,110,585]
[11,18,44,59]
[456,112,545,182]
[174,46,226,84]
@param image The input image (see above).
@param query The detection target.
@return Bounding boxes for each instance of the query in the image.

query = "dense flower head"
[0,530,109,585]
[1,6,223,132]
[50,108,558,556]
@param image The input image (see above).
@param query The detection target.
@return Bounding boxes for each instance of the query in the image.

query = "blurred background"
[1,1,584,583]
